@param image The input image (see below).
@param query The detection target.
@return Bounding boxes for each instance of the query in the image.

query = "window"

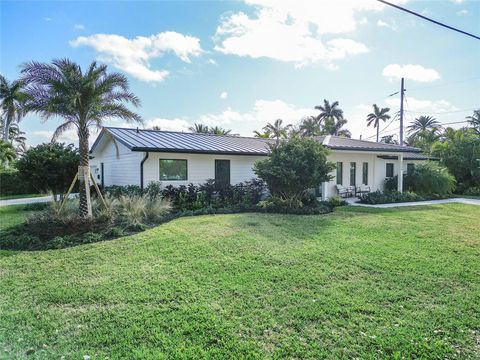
[336,162,343,185]
[362,162,368,185]
[407,163,415,176]
[350,162,356,186]
[215,160,231,187]
[159,159,187,180]
[386,163,394,178]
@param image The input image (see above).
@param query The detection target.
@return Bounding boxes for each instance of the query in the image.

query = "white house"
[89,127,430,200]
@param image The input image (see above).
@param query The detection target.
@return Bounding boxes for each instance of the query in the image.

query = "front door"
[215,160,231,188]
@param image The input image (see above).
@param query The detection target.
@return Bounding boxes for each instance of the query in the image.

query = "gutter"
[140,152,149,190]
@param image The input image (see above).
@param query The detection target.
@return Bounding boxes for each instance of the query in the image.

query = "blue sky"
[1,0,479,146]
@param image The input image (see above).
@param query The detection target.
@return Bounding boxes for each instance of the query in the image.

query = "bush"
[326,196,347,207]
[254,138,334,198]
[464,186,480,196]
[409,162,455,195]
[103,184,143,198]
[359,191,426,205]
[0,168,34,196]
[257,195,332,215]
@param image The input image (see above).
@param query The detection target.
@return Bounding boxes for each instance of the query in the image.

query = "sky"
[1,0,479,146]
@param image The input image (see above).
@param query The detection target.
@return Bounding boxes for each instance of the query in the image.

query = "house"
[89,127,430,199]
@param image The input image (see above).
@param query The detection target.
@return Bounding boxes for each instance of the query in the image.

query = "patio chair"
[355,184,371,196]
[336,185,349,198]
[346,186,355,197]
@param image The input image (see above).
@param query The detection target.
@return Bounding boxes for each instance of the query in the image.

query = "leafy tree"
[253,129,271,138]
[254,138,335,199]
[366,104,391,142]
[21,59,142,217]
[263,119,291,145]
[0,75,28,142]
[0,140,16,166]
[380,135,398,144]
[407,115,441,138]
[189,123,210,134]
[407,129,441,153]
[408,162,456,195]
[299,116,320,137]
[431,128,480,191]
[16,143,80,200]
[466,109,480,135]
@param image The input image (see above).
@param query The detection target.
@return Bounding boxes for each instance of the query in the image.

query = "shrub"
[326,196,347,207]
[257,195,332,215]
[0,168,34,196]
[254,138,335,199]
[409,162,455,195]
[359,191,426,205]
[103,184,143,198]
[464,186,480,196]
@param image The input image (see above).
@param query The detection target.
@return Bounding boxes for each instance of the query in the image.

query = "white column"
[322,182,328,201]
[398,153,404,192]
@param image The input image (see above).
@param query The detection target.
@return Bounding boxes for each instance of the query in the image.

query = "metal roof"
[91,127,423,155]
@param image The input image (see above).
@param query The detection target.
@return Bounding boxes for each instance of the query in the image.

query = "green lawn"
[1,204,479,359]
[0,193,43,201]
[0,204,39,229]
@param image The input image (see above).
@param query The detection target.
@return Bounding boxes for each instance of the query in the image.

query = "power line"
[404,108,477,115]
[377,0,480,41]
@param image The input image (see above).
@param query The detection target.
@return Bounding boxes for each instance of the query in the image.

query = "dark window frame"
[362,162,368,185]
[159,159,188,181]
[214,159,231,186]
[350,162,356,186]
[386,163,394,178]
[336,162,343,185]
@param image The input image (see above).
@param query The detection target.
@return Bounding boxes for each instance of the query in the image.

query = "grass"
[0,204,40,229]
[0,193,43,201]
[1,204,479,359]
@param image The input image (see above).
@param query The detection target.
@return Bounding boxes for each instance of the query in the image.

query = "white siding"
[90,140,143,186]
[143,152,267,187]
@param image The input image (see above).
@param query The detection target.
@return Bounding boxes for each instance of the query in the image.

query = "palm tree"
[407,115,441,138]
[0,119,27,156]
[209,126,231,135]
[189,123,209,134]
[0,75,28,141]
[0,140,16,166]
[253,129,271,138]
[263,119,291,145]
[466,109,480,134]
[299,116,320,137]
[21,59,142,217]
[315,99,351,137]
[366,104,391,142]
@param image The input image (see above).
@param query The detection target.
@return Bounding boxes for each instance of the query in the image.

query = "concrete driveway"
[0,194,78,207]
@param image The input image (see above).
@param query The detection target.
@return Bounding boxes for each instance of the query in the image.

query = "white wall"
[143,152,267,187]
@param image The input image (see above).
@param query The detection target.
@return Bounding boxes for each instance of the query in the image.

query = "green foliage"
[464,186,480,196]
[408,162,455,195]
[257,195,332,215]
[432,128,480,190]
[359,190,426,204]
[16,142,79,199]
[0,167,34,196]
[326,195,347,207]
[254,138,334,198]
[0,140,16,165]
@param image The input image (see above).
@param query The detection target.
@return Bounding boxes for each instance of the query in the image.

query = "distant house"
[90,127,430,199]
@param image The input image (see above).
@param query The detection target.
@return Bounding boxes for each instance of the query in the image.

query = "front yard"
[1,204,479,358]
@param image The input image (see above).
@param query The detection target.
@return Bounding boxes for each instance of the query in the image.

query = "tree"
[263,119,291,145]
[407,129,441,153]
[466,109,480,135]
[254,137,335,199]
[366,104,391,142]
[407,115,441,138]
[0,119,27,156]
[380,135,398,144]
[299,116,320,137]
[22,59,142,217]
[189,123,209,134]
[16,143,80,200]
[209,126,231,135]
[431,128,480,191]
[253,129,271,138]
[0,75,28,141]
[314,100,351,137]
[0,140,16,167]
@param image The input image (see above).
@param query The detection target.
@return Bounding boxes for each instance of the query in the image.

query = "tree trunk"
[2,117,11,142]
[78,127,92,217]
[376,125,380,143]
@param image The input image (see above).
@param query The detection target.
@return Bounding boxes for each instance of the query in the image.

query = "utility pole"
[400,77,405,146]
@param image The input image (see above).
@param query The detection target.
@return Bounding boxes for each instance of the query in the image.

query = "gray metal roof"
[91,127,423,155]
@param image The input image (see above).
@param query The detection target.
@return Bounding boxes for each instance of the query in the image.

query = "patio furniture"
[355,184,371,196]
[336,185,349,198]
[347,186,356,197]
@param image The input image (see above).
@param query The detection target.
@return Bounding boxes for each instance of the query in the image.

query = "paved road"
[347,197,480,208]
[0,194,78,207]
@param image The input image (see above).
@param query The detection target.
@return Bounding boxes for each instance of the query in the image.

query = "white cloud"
[456,9,468,16]
[144,118,191,132]
[207,59,218,65]
[214,0,409,67]
[43,17,52,22]
[74,24,85,31]
[382,64,440,82]
[70,31,203,82]
[377,19,397,30]
[452,0,464,3]
[31,129,78,144]
[385,97,457,113]
[220,91,228,100]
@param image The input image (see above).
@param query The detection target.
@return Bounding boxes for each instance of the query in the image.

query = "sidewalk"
[346,197,480,208]
[0,194,78,207]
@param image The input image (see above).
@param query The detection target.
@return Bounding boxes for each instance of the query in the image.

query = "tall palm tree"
[209,126,231,135]
[315,99,351,137]
[366,104,391,142]
[407,115,441,138]
[466,109,480,134]
[0,119,27,156]
[263,118,291,145]
[22,59,142,217]
[299,116,320,137]
[189,123,209,134]
[0,140,16,166]
[0,75,28,141]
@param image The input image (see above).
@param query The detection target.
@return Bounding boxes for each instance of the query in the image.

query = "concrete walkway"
[0,194,78,207]
[346,197,480,208]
